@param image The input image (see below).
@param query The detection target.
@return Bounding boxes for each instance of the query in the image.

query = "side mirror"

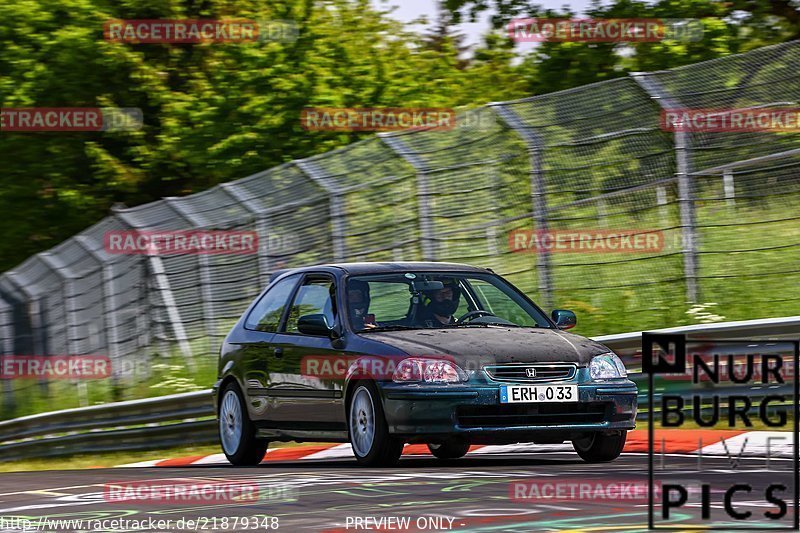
[297,314,332,336]
[551,309,577,330]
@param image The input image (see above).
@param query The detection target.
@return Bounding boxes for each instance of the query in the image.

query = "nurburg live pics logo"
[644,333,800,530]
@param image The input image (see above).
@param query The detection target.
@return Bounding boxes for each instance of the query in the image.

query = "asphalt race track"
[0,452,796,532]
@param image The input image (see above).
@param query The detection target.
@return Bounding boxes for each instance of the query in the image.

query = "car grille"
[456,403,608,428]
[483,363,577,382]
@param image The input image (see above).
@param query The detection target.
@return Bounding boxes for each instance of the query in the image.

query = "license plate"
[500,384,578,404]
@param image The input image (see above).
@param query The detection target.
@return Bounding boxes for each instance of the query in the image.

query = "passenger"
[347,279,376,330]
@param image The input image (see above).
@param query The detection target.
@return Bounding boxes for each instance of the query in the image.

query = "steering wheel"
[456,310,495,323]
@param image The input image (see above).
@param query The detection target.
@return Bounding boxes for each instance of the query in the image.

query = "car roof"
[269,262,491,281]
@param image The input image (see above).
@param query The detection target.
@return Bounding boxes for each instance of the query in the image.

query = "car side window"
[285,276,336,334]
[244,273,301,332]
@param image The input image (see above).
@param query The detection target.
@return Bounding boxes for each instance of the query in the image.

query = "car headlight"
[392,358,468,383]
[589,353,627,380]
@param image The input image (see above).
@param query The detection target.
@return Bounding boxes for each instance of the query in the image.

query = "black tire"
[348,381,404,467]
[218,382,268,466]
[428,439,471,460]
[572,431,627,463]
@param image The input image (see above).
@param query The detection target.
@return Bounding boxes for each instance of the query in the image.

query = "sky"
[370,0,597,49]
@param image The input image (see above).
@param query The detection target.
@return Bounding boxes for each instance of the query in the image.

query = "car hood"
[362,326,610,366]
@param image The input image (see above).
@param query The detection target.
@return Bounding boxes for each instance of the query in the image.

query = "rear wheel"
[572,431,626,463]
[348,382,403,467]
[428,439,471,460]
[219,383,268,466]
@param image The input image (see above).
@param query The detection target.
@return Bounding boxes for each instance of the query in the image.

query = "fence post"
[218,182,272,287]
[0,274,37,413]
[295,159,347,262]
[74,236,123,376]
[165,198,218,344]
[631,72,699,303]
[378,134,437,262]
[5,272,49,397]
[723,170,736,206]
[0,293,13,412]
[488,103,553,308]
[111,208,193,360]
[36,253,81,357]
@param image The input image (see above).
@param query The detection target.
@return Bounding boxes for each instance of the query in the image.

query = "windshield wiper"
[451,322,535,328]
[358,325,420,332]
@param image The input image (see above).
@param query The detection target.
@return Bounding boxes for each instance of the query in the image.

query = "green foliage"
[447,0,799,92]
[0,0,528,270]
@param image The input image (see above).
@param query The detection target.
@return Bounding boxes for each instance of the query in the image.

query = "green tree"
[445,0,800,92]
[0,0,527,271]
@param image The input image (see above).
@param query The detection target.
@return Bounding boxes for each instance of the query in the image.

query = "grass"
[1,338,219,420]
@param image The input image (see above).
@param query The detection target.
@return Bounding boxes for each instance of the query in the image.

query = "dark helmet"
[425,278,461,316]
[347,279,371,314]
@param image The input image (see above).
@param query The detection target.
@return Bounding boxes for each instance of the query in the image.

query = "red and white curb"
[116,430,794,468]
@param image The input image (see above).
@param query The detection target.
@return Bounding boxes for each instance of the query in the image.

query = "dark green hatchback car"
[213,262,637,466]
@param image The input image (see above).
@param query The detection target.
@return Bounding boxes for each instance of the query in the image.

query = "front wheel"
[572,431,626,463]
[428,439,471,460]
[219,383,268,466]
[348,382,404,467]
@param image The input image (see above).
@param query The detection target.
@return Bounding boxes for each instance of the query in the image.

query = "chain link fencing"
[1,41,798,416]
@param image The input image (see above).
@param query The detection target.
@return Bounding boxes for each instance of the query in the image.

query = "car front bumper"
[380,378,637,443]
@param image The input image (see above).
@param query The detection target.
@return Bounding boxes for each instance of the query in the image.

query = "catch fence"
[1,41,798,414]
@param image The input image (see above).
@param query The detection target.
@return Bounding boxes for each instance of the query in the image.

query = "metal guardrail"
[0,390,213,442]
[595,315,800,352]
[0,316,796,461]
[0,420,217,462]
[0,391,214,461]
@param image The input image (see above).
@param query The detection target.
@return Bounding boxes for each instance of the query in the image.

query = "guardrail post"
[488,103,553,308]
[631,72,699,303]
[378,134,437,262]
[295,159,347,262]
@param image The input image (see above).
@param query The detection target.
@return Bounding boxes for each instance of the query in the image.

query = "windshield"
[345,271,552,332]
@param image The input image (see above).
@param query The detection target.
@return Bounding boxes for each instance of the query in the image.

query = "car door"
[239,273,301,422]
[268,273,346,433]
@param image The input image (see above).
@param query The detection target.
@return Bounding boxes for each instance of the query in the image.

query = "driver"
[348,279,377,330]
[417,280,461,327]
